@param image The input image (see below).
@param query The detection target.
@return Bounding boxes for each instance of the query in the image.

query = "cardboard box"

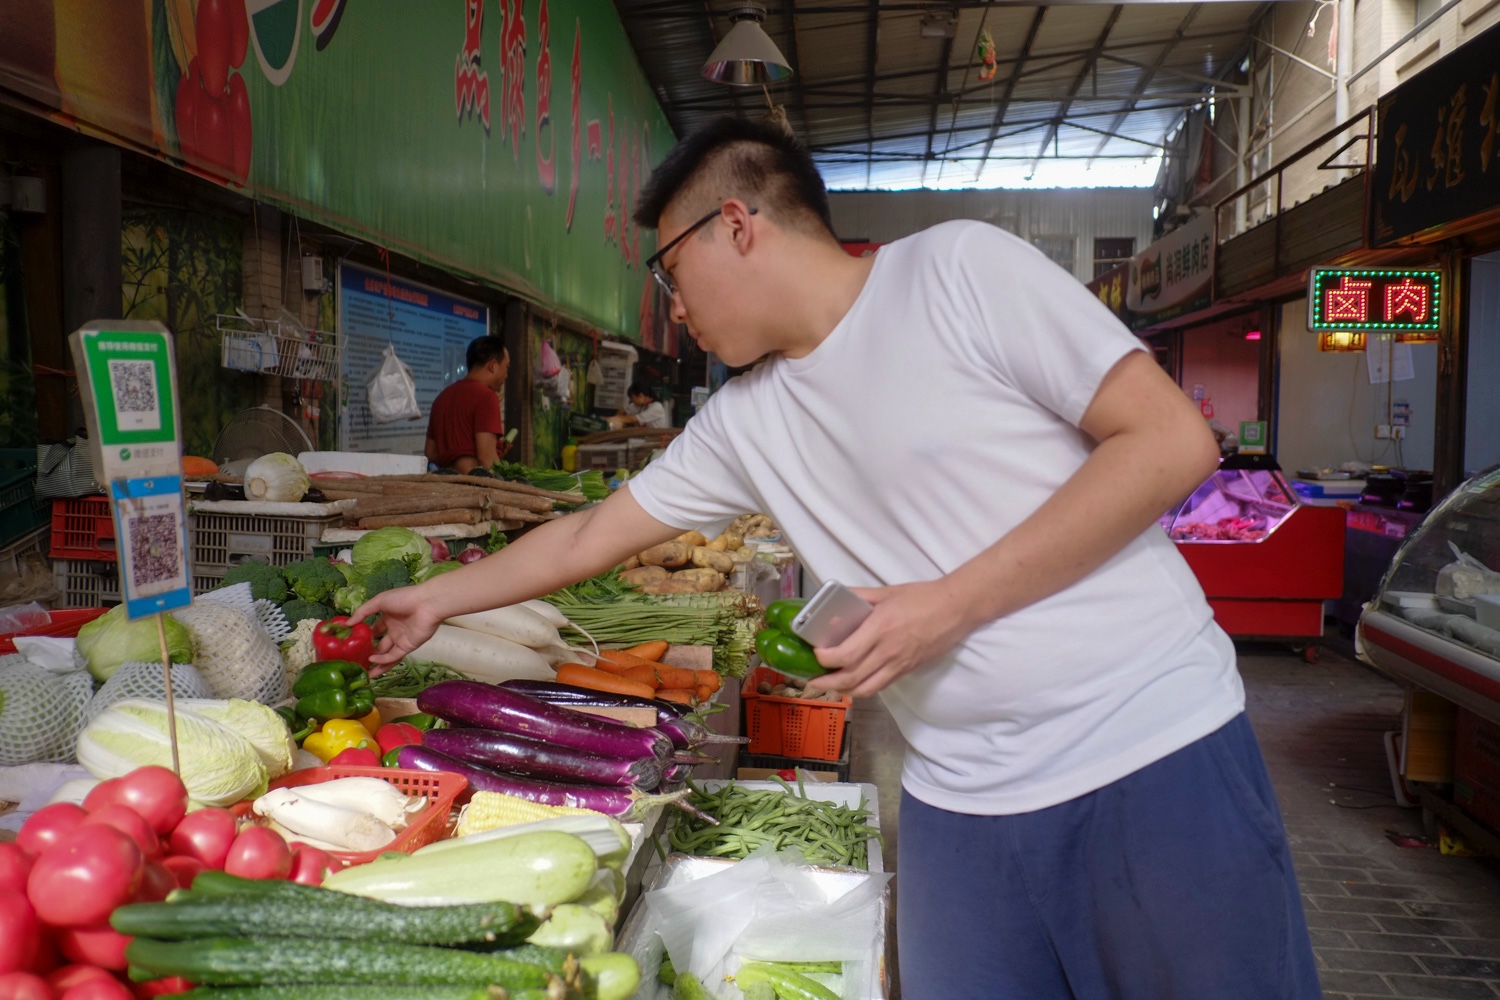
[1454,708,1500,832]
[1402,690,1456,783]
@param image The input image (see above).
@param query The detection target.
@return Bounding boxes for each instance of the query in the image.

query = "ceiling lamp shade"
[702,5,793,86]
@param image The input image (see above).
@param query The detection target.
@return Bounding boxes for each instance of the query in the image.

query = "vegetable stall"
[0,458,887,998]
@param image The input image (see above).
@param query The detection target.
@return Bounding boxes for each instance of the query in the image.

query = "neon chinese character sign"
[1308,269,1441,332]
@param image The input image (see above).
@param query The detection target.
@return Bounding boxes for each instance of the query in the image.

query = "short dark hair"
[627,382,656,401]
[466,336,508,371]
[633,117,833,237]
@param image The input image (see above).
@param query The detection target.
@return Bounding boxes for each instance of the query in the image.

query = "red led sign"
[1308,269,1441,332]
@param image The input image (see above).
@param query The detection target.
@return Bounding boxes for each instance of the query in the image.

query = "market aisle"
[846,647,1500,1000]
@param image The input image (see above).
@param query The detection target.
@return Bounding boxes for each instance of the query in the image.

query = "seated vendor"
[615,383,671,429]
[426,336,510,474]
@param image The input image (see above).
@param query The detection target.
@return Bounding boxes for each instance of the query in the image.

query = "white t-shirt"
[625,399,670,428]
[628,220,1243,815]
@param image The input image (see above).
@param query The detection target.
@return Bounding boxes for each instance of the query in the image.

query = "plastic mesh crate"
[189,511,341,576]
[0,449,47,549]
[53,559,122,608]
[741,666,850,761]
[49,496,117,561]
[0,527,49,584]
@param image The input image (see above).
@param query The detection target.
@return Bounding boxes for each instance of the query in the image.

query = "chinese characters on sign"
[1308,269,1442,332]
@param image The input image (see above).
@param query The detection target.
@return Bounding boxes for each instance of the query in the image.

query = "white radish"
[254,787,397,852]
[446,606,559,650]
[537,643,599,667]
[292,777,425,831]
[522,599,600,656]
[411,624,554,682]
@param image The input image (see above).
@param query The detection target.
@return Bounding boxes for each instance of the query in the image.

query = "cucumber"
[579,953,640,1000]
[733,963,842,1000]
[742,985,777,1000]
[177,988,524,1000]
[125,937,561,991]
[671,971,714,1000]
[112,895,540,947]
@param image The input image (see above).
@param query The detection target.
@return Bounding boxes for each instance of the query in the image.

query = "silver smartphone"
[790,580,875,648]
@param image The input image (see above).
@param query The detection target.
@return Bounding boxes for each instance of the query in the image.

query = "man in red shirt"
[425,337,510,473]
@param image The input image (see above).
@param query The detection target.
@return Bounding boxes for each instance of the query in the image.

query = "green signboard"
[0,0,676,341]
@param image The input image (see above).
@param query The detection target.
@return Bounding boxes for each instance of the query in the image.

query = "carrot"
[694,670,722,694]
[556,663,658,700]
[597,649,656,672]
[656,688,696,705]
[621,664,662,690]
[693,683,715,704]
[624,640,669,662]
[652,664,699,689]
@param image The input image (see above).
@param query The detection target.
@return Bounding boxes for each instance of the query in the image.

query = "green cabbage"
[76,606,195,683]
[177,698,296,779]
[75,698,268,807]
[418,561,462,582]
[352,526,432,576]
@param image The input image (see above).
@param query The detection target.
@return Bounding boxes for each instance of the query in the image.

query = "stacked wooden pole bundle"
[309,474,585,529]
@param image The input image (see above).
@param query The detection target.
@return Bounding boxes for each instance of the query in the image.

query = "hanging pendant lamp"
[701,4,793,86]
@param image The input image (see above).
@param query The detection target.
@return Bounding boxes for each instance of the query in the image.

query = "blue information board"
[338,264,490,455]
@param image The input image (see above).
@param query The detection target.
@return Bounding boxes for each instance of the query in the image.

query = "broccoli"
[363,559,413,599]
[283,558,344,604]
[219,562,289,603]
[282,599,336,627]
[332,582,366,616]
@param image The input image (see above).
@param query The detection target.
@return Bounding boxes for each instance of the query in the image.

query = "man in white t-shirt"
[358,118,1320,999]
[617,383,671,429]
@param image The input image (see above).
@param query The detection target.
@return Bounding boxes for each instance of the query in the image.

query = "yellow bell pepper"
[356,706,382,733]
[303,718,376,763]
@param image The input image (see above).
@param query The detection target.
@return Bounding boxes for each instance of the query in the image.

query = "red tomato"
[55,927,129,974]
[225,0,249,69]
[82,807,161,861]
[195,91,233,175]
[0,842,35,894]
[26,826,143,928]
[288,846,336,886]
[227,73,252,184]
[223,827,290,881]
[80,780,124,815]
[47,966,115,991]
[112,769,188,838]
[195,0,231,94]
[166,809,236,870]
[159,856,204,891]
[0,971,54,1000]
[58,975,133,1000]
[135,862,175,904]
[17,804,88,857]
[174,65,201,163]
[0,890,42,974]
[132,978,192,998]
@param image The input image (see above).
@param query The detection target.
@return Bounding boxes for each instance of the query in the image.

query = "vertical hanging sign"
[69,321,192,619]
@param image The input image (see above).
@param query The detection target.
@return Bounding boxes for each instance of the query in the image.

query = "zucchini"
[125,937,562,992]
[177,988,520,1000]
[112,895,540,947]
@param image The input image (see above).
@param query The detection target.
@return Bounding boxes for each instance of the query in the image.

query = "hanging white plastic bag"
[537,338,563,379]
[367,345,421,423]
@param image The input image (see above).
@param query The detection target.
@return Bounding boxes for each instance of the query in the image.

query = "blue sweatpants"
[895,714,1321,999]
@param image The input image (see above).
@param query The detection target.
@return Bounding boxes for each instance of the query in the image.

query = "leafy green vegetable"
[283,558,344,604]
[75,606,195,683]
[493,462,609,503]
[219,562,290,603]
[176,698,296,779]
[282,599,337,626]
[352,526,432,576]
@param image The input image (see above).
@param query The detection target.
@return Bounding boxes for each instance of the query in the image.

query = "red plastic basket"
[232,766,469,867]
[741,666,851,761]
[0,607,109,654]
[50,496,117,562]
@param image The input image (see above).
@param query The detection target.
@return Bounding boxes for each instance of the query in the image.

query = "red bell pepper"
[313,616,377,669]
[375,722,424,756]
[327,746,382,768]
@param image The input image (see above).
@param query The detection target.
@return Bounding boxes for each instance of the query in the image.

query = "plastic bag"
[367,345,421,423]
[0,602,49,633]
[537,338,563,379]
[640,848,890,1000]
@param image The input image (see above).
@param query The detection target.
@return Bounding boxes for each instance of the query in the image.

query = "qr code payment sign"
[106,359,162,432]
[119,496,188,598]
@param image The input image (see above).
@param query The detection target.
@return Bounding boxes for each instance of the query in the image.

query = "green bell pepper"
[754,627,826,680]
[764,598,808,635]
[381,747,405,767]
[348,686,376,718]
[294,688,354,722]
[291,660,367,699]
[390,712,440,732]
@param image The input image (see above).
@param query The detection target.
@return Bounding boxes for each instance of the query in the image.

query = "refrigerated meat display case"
[1162,456,1345,656]
[1358,465,1500,724]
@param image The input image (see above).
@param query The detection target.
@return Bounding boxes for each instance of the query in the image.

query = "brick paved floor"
[850,642,1500,999]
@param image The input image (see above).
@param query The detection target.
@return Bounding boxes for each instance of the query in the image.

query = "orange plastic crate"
[741,666,851,761]
[50,496,117,561]
[232,765,468,867]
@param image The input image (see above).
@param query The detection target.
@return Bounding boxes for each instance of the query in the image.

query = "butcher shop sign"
[1307,268,1443,333]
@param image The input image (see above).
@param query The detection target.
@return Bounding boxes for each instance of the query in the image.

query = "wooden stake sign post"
[69,321,192,774]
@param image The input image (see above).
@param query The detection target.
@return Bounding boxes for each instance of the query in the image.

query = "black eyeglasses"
[646,206,757,298]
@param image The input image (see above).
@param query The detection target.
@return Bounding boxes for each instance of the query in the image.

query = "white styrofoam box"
[297,451,427,476]
[1385,591,1441,611]
[694,780,882,872]
[1476,594,1500,630]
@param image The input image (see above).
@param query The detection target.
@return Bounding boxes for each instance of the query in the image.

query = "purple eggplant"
[418,680,674,761]
[395,745,685,821]
[424,727,663,790]
[499,680,682,725]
